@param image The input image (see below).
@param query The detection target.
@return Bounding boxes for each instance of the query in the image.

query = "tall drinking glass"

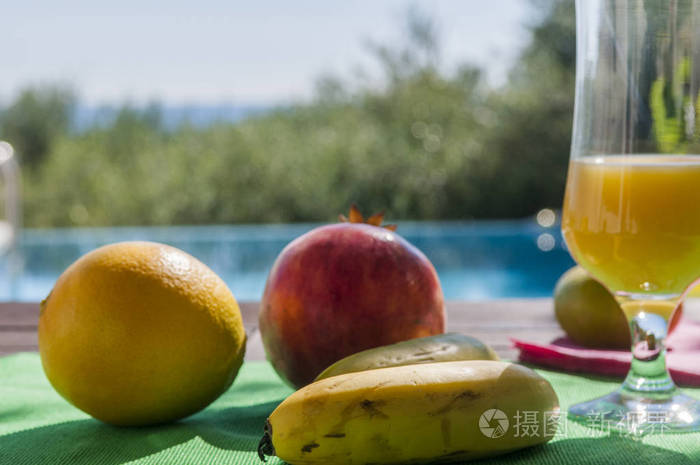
[0,142,21,298]
[563,0,700,434]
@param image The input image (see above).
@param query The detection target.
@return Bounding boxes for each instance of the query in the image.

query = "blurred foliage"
[0,0,576,227]
[0,86,75,169]
[476,0,574,217]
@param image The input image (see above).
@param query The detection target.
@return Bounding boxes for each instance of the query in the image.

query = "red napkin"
[512,317,700,386]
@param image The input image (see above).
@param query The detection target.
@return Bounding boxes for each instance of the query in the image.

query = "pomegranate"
[259,206,445,387]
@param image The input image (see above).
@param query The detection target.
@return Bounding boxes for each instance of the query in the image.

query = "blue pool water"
[0,221,575,302]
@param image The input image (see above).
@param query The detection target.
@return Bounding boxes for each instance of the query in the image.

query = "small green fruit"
[554,265,630,349]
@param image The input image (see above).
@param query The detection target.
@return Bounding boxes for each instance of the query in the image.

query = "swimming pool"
[0,220,575,302]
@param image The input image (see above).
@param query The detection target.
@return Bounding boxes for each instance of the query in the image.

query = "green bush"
[2,0,576,227]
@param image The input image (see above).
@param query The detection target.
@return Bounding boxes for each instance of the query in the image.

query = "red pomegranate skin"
[259,223,445,387]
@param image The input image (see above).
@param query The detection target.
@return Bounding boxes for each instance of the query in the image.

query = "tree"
[474,0,575,217]
[10,1,580,227]
[0,86,76,168]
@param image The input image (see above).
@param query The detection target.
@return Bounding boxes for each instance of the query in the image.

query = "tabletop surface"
[5,300,700,465]
[9,299,700,360]
[0,299,571,360]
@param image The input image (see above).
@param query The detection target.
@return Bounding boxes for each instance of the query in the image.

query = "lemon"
[554,265,629,349]
[38,241,246,426]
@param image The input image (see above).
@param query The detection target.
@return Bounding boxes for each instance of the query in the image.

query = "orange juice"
[562,155,700,298]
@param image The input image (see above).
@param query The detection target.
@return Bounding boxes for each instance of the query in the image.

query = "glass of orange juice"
[562,0,700,434]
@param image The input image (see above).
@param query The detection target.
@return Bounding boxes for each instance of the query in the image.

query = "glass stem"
[616,298,678,399]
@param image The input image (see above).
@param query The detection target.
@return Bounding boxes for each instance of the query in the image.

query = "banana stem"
[257,420,275,462]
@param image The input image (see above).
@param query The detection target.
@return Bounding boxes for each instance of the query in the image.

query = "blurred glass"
[0,142,22,299]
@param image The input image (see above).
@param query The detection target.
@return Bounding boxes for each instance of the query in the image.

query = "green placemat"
[0,353,699,464]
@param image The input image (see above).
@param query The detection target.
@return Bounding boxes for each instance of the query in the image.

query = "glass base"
[568,389,700,435]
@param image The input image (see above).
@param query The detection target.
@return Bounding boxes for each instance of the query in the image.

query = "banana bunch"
[258,360,559,465]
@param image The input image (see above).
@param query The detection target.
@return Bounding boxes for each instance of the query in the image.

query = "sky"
[2,0,532,106]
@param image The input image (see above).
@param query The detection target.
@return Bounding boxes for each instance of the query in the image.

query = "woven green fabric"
[0,353,699,464]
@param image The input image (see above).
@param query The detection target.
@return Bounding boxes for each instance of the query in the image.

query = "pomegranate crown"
[338,204,397,231]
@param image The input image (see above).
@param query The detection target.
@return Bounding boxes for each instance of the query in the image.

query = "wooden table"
[0,299,564,360]
[6,299,699,360]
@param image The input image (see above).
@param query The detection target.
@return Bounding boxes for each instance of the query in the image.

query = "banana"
[258,360,559,465]
[315,333,498,382]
